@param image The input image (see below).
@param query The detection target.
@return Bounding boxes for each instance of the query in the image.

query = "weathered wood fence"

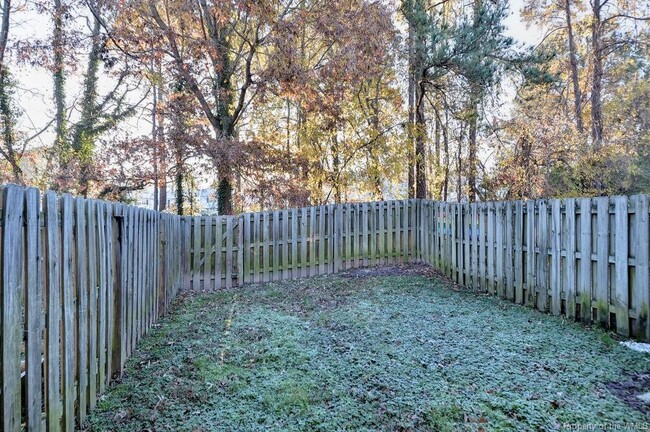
[2,183,649,431]
[418,196,649,341]
[0,184,184,431]
[184,196,650,343]
[183,200,421,288]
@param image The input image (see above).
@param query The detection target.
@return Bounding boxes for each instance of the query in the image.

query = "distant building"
[133,186,219,215]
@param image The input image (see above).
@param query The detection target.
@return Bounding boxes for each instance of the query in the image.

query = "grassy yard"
[85,265,650,431]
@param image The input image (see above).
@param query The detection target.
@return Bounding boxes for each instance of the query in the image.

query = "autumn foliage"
[0,0,648,213]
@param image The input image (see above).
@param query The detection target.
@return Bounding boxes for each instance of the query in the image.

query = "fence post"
[111,205,126,378]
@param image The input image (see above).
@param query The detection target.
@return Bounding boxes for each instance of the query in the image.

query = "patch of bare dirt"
[606,373,650,415]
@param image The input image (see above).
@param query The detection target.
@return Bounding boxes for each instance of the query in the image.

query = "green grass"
[85,268,650,431]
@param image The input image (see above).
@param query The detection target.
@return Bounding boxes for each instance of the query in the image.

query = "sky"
[12,0,545,151]
[506,0,544,45]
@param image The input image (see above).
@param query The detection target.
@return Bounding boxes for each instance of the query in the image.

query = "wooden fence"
[184,200,421,288]
[185,196,650,342]
[0,184,184,431]
[2,184,650,431]
[418,196,650,341]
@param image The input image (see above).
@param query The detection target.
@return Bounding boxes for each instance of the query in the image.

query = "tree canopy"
[0,0,648,212]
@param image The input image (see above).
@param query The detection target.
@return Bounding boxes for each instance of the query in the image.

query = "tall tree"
[0,0,24,184]
[133,0,273,214]
[564,0,584,133]
[53,0,68,165]
[590,0,604,146]
[404,0,429,199]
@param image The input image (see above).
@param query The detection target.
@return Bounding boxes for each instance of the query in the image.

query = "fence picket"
[310,206,318,275]
[282,209,289,279]
[505,202,514,300]
[216,216,224,288]
[579,198,592,322]
[514,202,524,303]
[370,203,377,266]
[301,208,308,278]
[458,204,472,286]
[487,203,495,294]
[263,212,270,282]
[615,196,629,336]
[254,212,261,283]
[537,200,548,312]
[60,195,76,431]
[291,209,298,279]
[226,217,234,289]
[495,202,504,297]
[402,200,409,263]
[565,199,577,319]
[633,195,649,339]
[378,201,385,265]
[596,197,609,326]
[2,185,24,432]
[526,200,535,306]
[25,188,44,431]
[204,216,213,289]
[550,200,562,315]
[242,213,250,284]
[44,191,63,431]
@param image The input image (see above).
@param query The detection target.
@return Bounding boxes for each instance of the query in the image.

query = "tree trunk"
[442,108,449,201]
[369,150,383,200]
[286,98,291,157]
[155,58,167,212]
[467,92,480,202]
[153,161,158,211]
[175,168,184,215]
[467,0,482,202]
[467,94,478,202]
[432,101,441,200]
[53,0,68,168]
[415,80,427,199]
[0,0,22,184]
[0,0,10,67]
[407,16,416,199]
[152,71,159,212]
[159,180,167,211]
[331,134,342,203]
[369,79,383,200]
[456,125,465,202]
[0,69,23,184]
[409,0,428,200]
[591,0,604,147]
[217,177,233,215]
[72,10,102,197]
[564,0,584,133]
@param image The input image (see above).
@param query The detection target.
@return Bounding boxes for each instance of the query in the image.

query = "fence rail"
[1,184,649,431]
